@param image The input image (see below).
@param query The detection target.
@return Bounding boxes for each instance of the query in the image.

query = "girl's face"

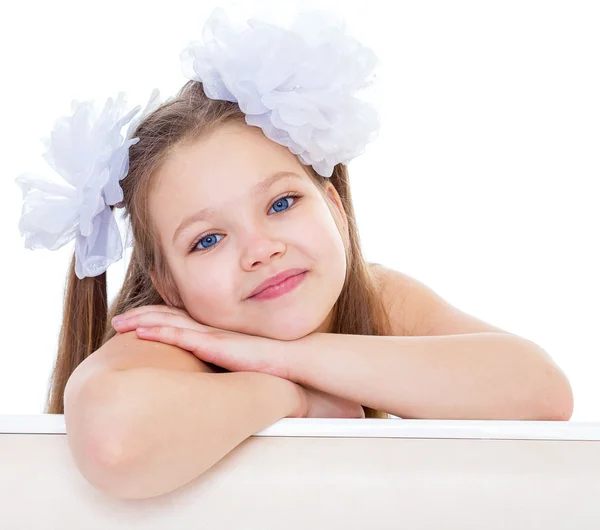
[149,122,349,340]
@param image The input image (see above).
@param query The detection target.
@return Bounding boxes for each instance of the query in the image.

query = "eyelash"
[187,192,303,254]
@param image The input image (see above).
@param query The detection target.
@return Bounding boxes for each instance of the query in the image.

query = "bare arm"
[289,332,573,421]
[64,333,302,500]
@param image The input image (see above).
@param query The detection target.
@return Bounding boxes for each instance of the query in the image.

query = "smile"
[248,271,307,301]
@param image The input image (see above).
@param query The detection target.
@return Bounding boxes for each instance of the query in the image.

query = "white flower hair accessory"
[16,89,162,280]
[16,5,380,280]
[180,5,380,178]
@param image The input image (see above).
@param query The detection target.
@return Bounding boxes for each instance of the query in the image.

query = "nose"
[239,228,286,270]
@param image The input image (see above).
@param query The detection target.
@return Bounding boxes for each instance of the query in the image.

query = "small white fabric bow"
[16,89,161,279]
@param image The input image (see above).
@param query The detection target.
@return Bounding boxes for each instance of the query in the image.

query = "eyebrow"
[172,171,303,245]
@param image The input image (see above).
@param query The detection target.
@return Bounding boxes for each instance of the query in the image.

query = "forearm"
[86,369,301,499]
[291,332,573,421]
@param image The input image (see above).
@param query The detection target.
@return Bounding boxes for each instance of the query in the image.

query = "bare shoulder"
[67,331,222,400]
[368,262,514,337]
[98,331,222,373]
[368,262,420,336]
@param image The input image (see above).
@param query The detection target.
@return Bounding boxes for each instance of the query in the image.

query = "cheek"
[303,210,347,261]
[179,268,236,315]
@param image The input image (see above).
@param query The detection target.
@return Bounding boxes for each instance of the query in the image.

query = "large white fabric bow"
[180,5,380,178]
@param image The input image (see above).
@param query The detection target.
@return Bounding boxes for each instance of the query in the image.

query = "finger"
[136,326,219,364]
[113,306,188,326]
[114,311,207,333]
[115,305,186,321]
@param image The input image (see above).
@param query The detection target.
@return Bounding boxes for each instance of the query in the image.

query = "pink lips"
[247,268,308,300]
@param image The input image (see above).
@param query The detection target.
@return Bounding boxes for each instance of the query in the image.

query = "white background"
[1,0,598,420]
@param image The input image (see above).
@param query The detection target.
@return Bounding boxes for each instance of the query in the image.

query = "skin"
[148,121,350,341]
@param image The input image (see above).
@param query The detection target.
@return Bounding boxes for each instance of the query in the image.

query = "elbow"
[89,437,147,500]
[548,379,574,421]
[64,370,137,499]
[68,420,147,500]
[538,367,574,421]
[75,432,135,500]
[517,339,574,421]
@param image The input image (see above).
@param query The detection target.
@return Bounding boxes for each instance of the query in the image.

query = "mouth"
[247,270,308,301]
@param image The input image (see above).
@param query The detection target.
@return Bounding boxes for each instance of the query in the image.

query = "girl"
[16,6,572,499]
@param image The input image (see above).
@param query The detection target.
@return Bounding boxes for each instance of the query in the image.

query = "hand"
[292,383,366,419]
[111,305,293,380]
[113,305,365,419]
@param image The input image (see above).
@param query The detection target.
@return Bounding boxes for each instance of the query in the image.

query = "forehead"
[148,122,311,244]
[155,122,303,192]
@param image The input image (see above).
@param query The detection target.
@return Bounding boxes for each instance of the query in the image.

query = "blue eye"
[269,195,295,213]
[188,193,302,254]
[196,233,224,250]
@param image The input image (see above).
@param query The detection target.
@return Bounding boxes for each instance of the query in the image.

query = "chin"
[254,314,324,341]
[261,325,316,342]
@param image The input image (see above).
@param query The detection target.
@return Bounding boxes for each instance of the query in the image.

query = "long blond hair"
[46,80,392,418]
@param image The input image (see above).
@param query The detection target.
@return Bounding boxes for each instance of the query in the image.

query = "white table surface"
[1,414,599,441]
